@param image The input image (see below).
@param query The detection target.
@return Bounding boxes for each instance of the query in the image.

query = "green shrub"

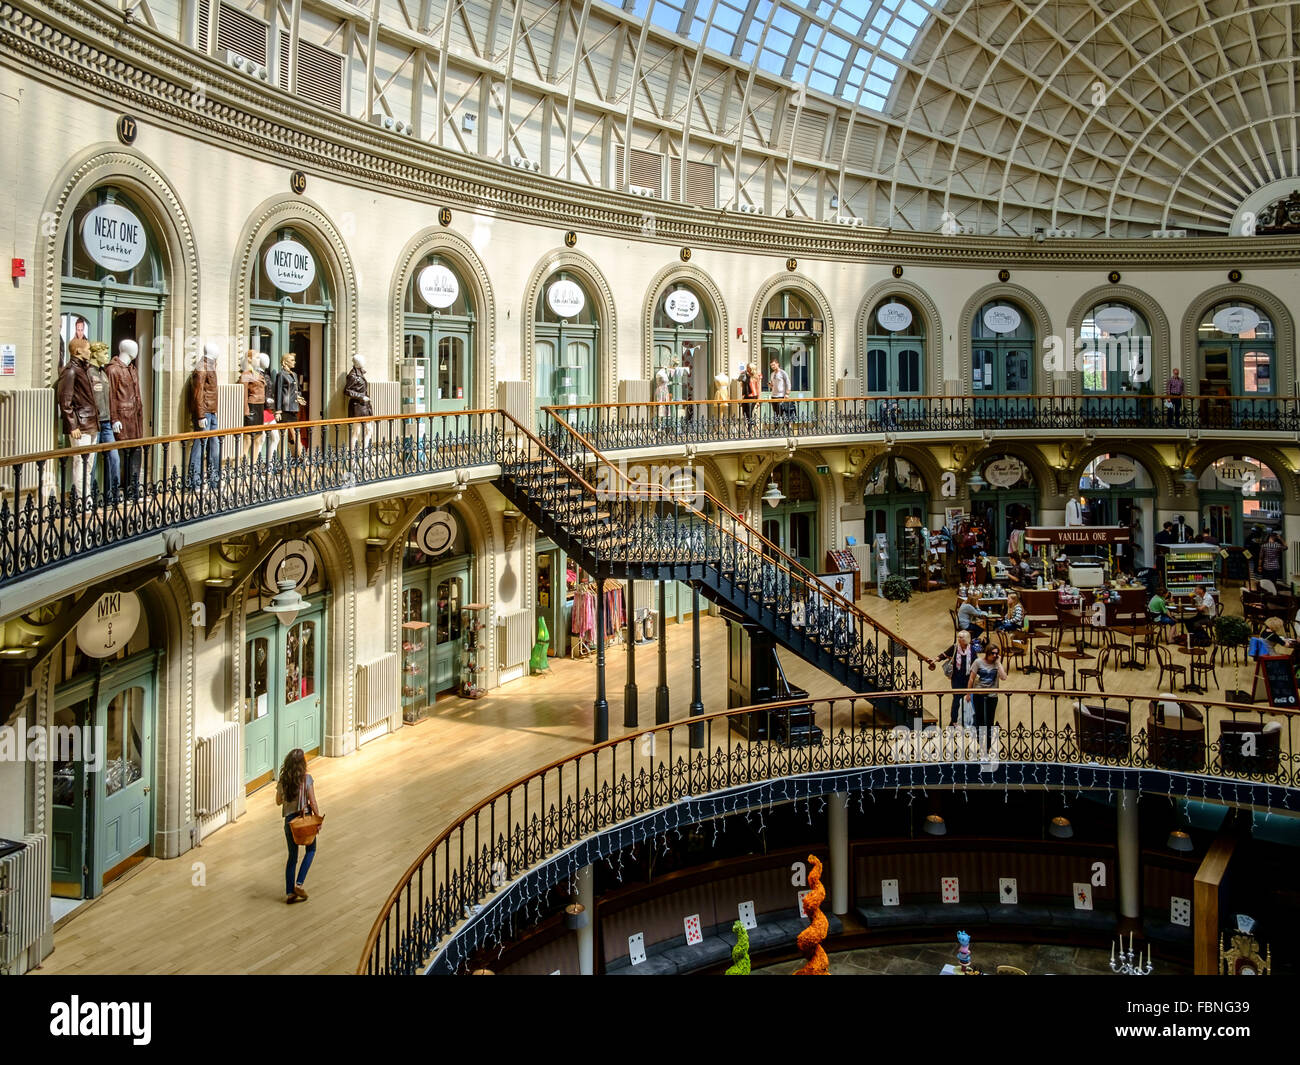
[1214,615,1250,647]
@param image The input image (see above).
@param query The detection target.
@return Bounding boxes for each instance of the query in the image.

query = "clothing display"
[570,583,627,645]
[57,356,98,437]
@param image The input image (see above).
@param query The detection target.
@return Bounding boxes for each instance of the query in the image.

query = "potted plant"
[881,574,912,656]
[1214,614,1252,702]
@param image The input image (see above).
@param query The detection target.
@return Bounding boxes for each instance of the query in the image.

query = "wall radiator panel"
[0,834,50,974]
[356,652,400,730]
[496,381,531,430]
[195,722,241,816]
[498,610,533,669]
[0,388,55,495]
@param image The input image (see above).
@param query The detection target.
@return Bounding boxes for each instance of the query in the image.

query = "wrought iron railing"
[544,393,1300,451]
[356,686,1300,975]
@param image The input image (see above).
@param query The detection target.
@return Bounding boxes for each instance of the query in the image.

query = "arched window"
[1080,302,1152,395]
[1198,456,1283,547]
[535,272,599,414]
[1198,301,1275,396]
[249,227,334,421]
[652,285,713,407]
[865,296,925,397]
[971,299,1034,395]
[761,290,821,396]
[401,255,475,413]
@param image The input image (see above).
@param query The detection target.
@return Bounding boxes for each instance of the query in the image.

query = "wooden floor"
[36,586,1249,975]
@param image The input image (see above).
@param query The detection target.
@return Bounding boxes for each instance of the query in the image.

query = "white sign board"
[1092,456,1137,485]
[417,264,460,309]
[414,511,457,556]
[82,203,148,272]
[663,289,700,324]
[1214,460,1259,489]
[264,538,316,592]
[984,457,1025,488]
[546,279,586,318]
[264,239,317,294]
[1091,306,1136,335]
[76,591,142,659]
[876,301,914,332]
[1212,306,1262,336]
[982,304,1022,335]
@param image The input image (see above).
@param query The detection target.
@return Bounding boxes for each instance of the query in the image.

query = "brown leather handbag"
[289,784,324,845]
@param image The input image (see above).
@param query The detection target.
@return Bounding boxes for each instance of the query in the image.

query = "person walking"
[1165,367,1185,427]
[1258,532,1287,587]
[938,630,978,725]
[275,748,321,904]
[966,643,1008,731]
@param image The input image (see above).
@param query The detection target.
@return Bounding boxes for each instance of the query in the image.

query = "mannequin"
[712,371,731,421]
[105,339,143,498]
[273,350,304,458]
[1065,494,1084,527]
[56,327,99,497]
[653,368,670,405]
[85,342,121,499]
[344,353,373,450]
[188,342,221,488]
[239,349,267,463]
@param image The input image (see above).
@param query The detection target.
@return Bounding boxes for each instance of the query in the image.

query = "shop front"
[1199,457,1283,547]
[652,284,713,413]
[1079,453,1155,570]
[760,461,820,573]
[970,454,1037,556]
[862,455,928,587]
[760,290,821,400]
[401,507,473,717]
[535,272,600,420]
[401,256,476,415]
[864,296,925,424]
[971,299,1035,419]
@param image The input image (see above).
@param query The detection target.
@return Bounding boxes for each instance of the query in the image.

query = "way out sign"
[77,591,142,658]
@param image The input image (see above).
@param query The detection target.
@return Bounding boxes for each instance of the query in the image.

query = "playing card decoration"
[1073,883,1094,910]
[1170,897,1191,927]
[684,914,704,945]
[941,876,960,904]
[628,932,647,965]
[881,878,900,907]
[999,877,1018,905]
[738,900,757,930]
[797,889,811,919]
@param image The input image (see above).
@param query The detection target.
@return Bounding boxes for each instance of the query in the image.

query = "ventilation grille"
[296,38,344,111]
[614,146,664,196]
[782,106,829,158]
[195,723,241,816]
[278,29,289,91]
[217,1,268,65]
[197,0,210,53]
[669,159,718,208]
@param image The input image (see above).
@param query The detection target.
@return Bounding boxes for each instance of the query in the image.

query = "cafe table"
[1111,624,1147,669]
[1055,648,1094,689]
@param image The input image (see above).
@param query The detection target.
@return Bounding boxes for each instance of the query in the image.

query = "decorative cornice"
[6,0,1300,271]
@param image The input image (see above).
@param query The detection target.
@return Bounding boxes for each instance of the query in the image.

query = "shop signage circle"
[264,539,316,592]
[81,203,148,272]
[1091,306,1136,335]
[876,301,913,332]
[984,457,1024,488]
[418,264,460,309]
[415,511,457,556]
[1212,306,1261,335]
[981,305,1022,334]
[663,289,700,324]
[76,591,141,659]
[547,279,586,318]
[1213,460,1257,488]
[1093,456,1137,485]
[264,239,317,293]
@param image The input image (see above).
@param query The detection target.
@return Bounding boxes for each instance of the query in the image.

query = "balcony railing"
[356,686,1300,975]
[544,393,1300,451]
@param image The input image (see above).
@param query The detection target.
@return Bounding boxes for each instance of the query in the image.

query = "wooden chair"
[949,608,960,639]
[1188,644,1220,692]
[1056,606,1086,650]
[1077,646,1111,692]
[1033,647,1067,690]
[1154,644,1186,692]
[1128,622,1159,669]
[996,965,1028,975]
[1075,702,1132,760]
[996,629,1026,674]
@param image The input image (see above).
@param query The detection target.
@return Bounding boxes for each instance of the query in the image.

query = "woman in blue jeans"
[966,644,1008,731]
[275,748,320,904]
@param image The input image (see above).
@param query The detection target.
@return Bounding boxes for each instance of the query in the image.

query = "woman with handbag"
[275,748,322,904]
[937,630,978,725]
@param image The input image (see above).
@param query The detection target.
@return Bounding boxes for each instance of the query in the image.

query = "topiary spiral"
[794,853,829,975]
[725,919,750,975]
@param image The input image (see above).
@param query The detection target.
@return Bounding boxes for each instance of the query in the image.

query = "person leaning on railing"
[739,363,760,426]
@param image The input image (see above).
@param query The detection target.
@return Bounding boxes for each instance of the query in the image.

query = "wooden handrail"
[356,684,1299,973]
[542,407,933,662]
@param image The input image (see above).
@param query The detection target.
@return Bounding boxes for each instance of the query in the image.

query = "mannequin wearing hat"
[105,339,144,497]
[344,353,374,450]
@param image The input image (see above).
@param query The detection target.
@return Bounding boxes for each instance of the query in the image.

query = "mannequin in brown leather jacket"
[187,343,222,488]
[106,339,144,497]
[57,334,99,498]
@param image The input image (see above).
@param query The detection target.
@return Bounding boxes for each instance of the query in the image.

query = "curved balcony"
[356,687,1300,975]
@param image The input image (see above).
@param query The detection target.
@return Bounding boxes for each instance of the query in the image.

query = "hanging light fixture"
[1181,466,1198,484]
[761,479,786,506]
[967,469,987,492]
[923,814,947,836]
[1048,815,1074,839]
[264,578,309,627]
[564,901,588,929]
[1166,807,1194,851]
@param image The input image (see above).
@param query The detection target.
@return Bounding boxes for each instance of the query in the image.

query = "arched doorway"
[1079,454,1156,570]
[401,507,474,714]
[971,299,1035,412]
[58,185,169,443]
[248,227,334,422]
[401,255,476,413]
[760,289,821,399]
[242,538,328,790]
[1198,456,1283,547]
[652,283,713,414]
[1197,301,1275,424]
[971,454,1036,556]
[1080,301,1153,423]
[535,271,600,418]
[760,460,819,572]
[865,295,925,425]
[49,593,158,899]
[862,455,928,587]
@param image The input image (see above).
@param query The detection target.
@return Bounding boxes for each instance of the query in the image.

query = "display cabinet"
[460,603,486,699]
[401,619,429,723]
[1163,543,1218,597]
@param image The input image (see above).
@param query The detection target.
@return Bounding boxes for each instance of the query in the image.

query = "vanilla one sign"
[265,239,317,293]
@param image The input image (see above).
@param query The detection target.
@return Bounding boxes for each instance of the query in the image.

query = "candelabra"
[1110,933,1153,975]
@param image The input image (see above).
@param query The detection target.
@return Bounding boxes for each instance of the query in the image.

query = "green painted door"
[432,572,464,694]
[96,671,154,886]
[243,621,275,784]
[281,613,322,757]
[50,699,90,898]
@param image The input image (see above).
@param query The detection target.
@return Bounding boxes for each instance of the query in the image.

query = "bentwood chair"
[1154,644,1187,692]
[1188,644,1220,693]
[996,629,1026,674]
[1077,646,1111,692]
[1033,647,1066,690]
